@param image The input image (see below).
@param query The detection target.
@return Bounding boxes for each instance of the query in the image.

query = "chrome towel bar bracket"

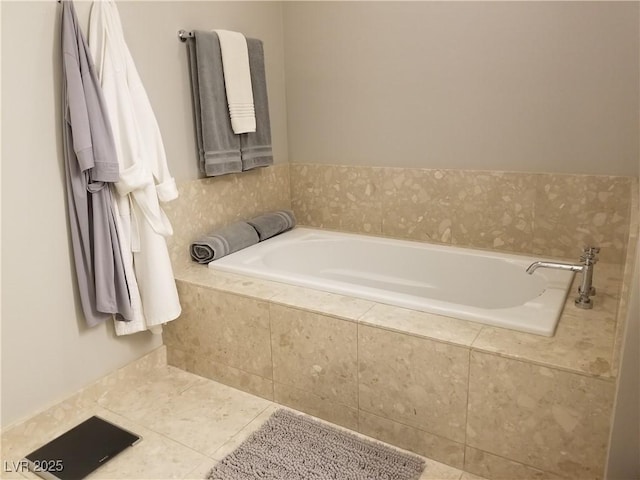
[178,30,194,42]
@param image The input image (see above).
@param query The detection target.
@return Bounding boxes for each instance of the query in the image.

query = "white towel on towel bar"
[214,29,256,134]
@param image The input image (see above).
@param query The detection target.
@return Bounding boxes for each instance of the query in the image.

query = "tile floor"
[1,365,485,480]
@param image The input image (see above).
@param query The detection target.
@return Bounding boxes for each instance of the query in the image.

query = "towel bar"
[178,30,194,42]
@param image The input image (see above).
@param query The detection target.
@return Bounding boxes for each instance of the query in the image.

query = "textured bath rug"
[206,409,425,480]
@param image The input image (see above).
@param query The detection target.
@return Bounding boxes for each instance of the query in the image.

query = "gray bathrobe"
[61,0,133,326]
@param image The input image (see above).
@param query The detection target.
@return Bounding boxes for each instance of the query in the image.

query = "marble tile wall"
[290,164,383,235]
[611,180,639,376]
[164,164,291,269]
[358,325,470,444]
[290,164,634,264]
[163,161,633,266]
[466,352,615,479]
[270,304,359,411]
[163,283,274,400]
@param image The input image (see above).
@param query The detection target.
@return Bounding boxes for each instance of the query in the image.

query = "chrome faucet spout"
[525,246,600,310]
[526,261,585,275]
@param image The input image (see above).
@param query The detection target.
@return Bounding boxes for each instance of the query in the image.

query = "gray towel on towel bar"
[187,31,242,176]
[240,39,273,171]
[190,221,259,264]
[247,210,296,241]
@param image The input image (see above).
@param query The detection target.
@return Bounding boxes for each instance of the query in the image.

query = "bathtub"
[208,228,574,336]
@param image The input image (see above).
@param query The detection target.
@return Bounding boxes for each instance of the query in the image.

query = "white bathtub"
[209,228,574,336]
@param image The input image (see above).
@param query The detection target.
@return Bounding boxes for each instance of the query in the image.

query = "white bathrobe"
[88,0,181,335]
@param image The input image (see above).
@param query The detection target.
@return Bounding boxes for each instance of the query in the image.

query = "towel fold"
[187,31,242,177]
[190,221,259,264]
[215,29,256,134]
[240,38,273,171]
[247,210,296,241]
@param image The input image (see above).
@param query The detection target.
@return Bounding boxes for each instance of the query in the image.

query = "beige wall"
[283,1,639,176]
[115,1,288,182]
[0,0,287,428]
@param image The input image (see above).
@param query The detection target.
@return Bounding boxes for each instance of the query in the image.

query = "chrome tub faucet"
[526,246,600,309]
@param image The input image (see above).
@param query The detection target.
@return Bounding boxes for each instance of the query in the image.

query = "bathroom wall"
[283,1,639,176]
[115,1,289,182]
[0,0,287,428]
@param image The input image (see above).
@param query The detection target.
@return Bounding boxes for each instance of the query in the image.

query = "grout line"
[357,319,478,355]
[355,303,376,322]
[468,326,485,348]
[358,409,464,471]
[182,458,217,480]
[98,386,268,462]
[194,356,275,387]
[376,166,384,236]
[267,303,276,401]
[359,407,464,448]
[209,404,275,459]
[356,321,360,433]
[95,402,209,459]
[468,348,616,383]
[462,348,472,471]
[268,293,369,326]
[464,446,561,479]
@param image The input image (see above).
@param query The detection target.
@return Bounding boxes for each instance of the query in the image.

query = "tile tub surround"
[164,259,627,479]
[611,179,639,376]
[290,164,634,264]
[466,352,615,479]
[163,164,291,269]
[163,162,633,266]
[160,163,635,478]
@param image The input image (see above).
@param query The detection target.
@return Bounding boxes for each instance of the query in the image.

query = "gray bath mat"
[207,409,425,480]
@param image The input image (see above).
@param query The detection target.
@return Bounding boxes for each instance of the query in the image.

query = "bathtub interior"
[209,228,575,336]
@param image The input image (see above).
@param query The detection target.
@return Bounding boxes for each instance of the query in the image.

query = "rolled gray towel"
[190,221,259,264]
[247,210,296,241]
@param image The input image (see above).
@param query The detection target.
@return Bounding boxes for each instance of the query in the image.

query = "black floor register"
[24,416,140,480]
